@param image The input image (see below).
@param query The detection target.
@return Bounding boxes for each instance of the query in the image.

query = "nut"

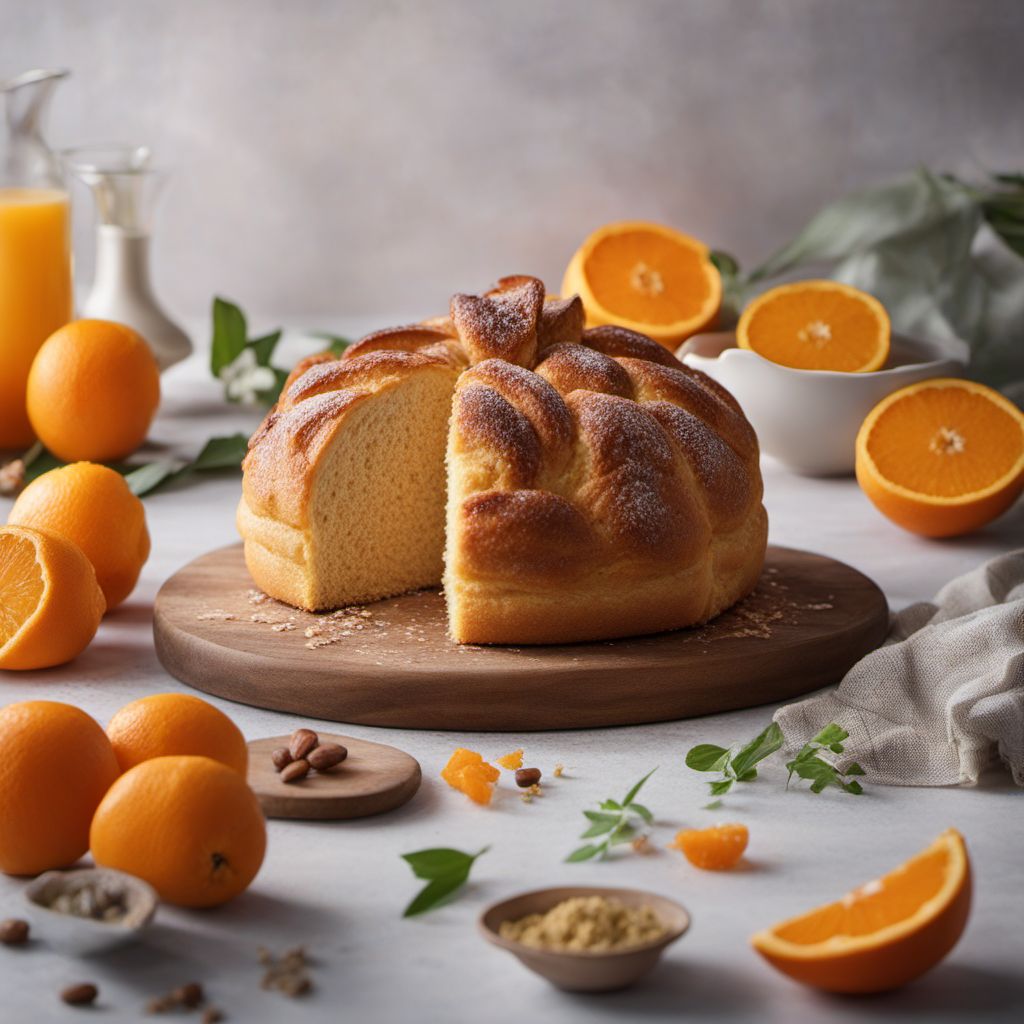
[289,728,319,760]
[0,918,29,945]
[202,1009,225,1024]
[174,982,204,1008]
[280,759,310,784]
[271,747,293,772]
[61,983,98,1006]
[308,743,347,772]
[515,767,542,788]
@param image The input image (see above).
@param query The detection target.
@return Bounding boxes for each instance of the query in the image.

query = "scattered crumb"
[631,834,654,855]
[553,763,565,778]
[196,610,237,622]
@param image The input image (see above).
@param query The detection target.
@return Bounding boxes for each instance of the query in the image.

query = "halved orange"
[751,829,971,993]
[0,525,106,670]
[561,221,721,349]
[856,378,1024,537]
[737,280,890,372]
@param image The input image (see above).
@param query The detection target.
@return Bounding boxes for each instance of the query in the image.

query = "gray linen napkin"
[774,550,1024,787]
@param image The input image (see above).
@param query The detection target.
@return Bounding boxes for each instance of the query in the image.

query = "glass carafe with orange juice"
[0,69,73,450]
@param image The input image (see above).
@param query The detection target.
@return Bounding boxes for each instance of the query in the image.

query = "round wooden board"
[247,734,421,820]
[154,544,888,732]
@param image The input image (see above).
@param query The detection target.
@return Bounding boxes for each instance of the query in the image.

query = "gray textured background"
[7,0,1023,324]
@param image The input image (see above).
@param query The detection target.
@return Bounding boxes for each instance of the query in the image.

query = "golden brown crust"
[240,273,767,644]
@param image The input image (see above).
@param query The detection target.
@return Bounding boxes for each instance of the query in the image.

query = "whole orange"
[8,462,150,608]
[106,693,248,775]
[26,319,160,462]
[0,701,120,875]
[90,755,266,907]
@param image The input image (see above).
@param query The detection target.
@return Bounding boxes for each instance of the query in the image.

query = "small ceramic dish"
[679,331,969,476]
[23,867,158,956]
[479,886,690,992]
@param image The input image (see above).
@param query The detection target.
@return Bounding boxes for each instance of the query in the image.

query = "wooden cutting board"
[153,544,887,732]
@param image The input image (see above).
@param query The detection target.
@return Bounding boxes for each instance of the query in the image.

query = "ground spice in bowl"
[499,896,666,953]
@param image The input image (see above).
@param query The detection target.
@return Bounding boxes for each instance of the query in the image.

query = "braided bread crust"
[238,276,766,642]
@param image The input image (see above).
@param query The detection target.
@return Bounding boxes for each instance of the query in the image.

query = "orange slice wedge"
[856,378,1024,537]
[751,829,971,994]
[0,525,106,670]
[737,280,890,372]
[561,221,721,349]
[669,823,748,870]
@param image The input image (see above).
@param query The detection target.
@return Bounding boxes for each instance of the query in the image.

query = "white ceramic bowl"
[678,332,969,476]
[23,867,158,956]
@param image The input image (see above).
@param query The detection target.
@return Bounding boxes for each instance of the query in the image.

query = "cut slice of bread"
[237,352,460,610]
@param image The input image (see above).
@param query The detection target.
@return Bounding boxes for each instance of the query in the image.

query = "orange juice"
[0,187,72,449]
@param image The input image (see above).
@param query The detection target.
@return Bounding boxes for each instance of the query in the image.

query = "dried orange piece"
[441,748,499,804]
[561,221,721,349]
[0,525,106,670]
[856,378,1024,537]
[737,280,890,372]
[670,823,748,870]
[496,749,523,770]
[751,829,971,993]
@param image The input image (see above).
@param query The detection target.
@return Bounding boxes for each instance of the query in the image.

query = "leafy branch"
[566,768,657,863]
[685,722,783,805]
[785,723,865,795]
[401,846,489,918]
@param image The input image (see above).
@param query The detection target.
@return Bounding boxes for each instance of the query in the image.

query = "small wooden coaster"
[247,733,421,820]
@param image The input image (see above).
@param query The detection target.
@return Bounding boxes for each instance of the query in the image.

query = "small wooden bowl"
[479,886,690,992]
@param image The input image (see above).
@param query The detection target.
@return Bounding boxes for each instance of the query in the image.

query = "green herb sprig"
[566,768,657,863]
[400,846,489,918]
[685,722,784,804]
[785,724,865,795]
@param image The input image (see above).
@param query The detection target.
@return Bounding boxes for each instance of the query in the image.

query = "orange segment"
[0,525,106,670]
[751,829,971,993]
[856,378,1024,537]
[441,747,499,804]
[496,749,523,770]
[562,221,721,349]
[737,280,890,372]
[669,823,748,870]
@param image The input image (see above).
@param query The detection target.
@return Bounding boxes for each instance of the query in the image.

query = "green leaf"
[685,744,730,772]
[708,778,734,797]
[626,802,653,824]
[811,723,849,748]
[599,799,622,811]
[730,722,785,779]
[736,768,758,783]
[710,250,740,278]
[249,330,283,367]
[608,822,637,846]
[191,433,250,471]
[211,297,248,375]
[566,843,603,863]
[581,818,619,839]
[400,846,487,916]
[401,847,475,881]
[621,768,657,807]
[255,367,290,406]
[403,874,468,918]
[124,459,186,497]
[846,763,867,777]
[703,799,722,811]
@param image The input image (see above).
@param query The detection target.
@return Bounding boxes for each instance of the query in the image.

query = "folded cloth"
[775,550,1024,787]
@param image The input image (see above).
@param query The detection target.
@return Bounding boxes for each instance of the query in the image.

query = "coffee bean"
[289,728,318,760]
[515,767,542,788]
[0,918,29,945]
[308,743,347,772]
[60,983,98,1006]
[280,759,310,783]
[271,747,293,772]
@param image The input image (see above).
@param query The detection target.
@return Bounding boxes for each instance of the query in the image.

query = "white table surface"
[2,343,1022,1023]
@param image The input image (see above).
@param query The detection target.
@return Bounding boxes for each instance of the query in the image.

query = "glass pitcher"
[0,69,73,451]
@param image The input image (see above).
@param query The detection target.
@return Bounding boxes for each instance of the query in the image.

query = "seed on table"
[271,747,293,772]
[308,743,347,772]
[61,983,98,1006]
[0,918,29,945]
[515,767,542,788]
[173,981,204,1007]
[202,1009,225,1024]
[289,728,318,760]
[280,759,310,783]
